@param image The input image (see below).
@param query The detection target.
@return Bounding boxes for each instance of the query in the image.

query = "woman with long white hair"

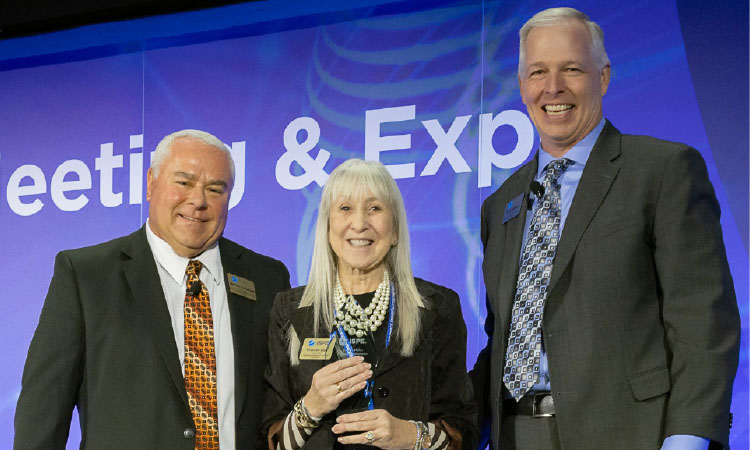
[262,159,477,450]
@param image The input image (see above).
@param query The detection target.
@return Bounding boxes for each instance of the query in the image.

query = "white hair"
[288,159,424,365]
[151,129,235,183]
[519,7,610,72]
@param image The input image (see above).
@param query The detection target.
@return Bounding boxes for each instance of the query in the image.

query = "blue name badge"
[502,193,524,223]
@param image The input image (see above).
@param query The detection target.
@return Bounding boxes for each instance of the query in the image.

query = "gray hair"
[288,159,424,365]
[519,7,610,72]
[151,129,235,183]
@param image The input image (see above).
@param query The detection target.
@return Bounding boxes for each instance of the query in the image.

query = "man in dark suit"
[15,129,290,449]
[472,7,739,450]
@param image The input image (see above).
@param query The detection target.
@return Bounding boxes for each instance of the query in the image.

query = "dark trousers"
[499,414,562,450]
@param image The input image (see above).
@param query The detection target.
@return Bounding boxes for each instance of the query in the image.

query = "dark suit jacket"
[472,122,740,449]
[14,226,290,450]
[262,279,479,450]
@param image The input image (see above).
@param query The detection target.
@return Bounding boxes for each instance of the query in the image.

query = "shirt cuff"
[660,435,710,450]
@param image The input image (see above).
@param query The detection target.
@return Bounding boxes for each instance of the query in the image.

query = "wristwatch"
[409,420,431,450]
[420,427,431,450]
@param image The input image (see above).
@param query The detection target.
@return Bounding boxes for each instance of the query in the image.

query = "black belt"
[503,392,555,417]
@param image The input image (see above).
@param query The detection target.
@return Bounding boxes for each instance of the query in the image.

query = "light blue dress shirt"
[517,119,708,450]
[521,120,603,392]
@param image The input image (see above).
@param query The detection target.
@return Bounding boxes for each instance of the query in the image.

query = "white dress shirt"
[146,220,236,449]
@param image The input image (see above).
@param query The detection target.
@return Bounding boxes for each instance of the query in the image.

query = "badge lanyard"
[334,282,395,410]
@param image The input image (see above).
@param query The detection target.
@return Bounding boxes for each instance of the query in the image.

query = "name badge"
[299,337,335,360]
[503,193,524,223]
[227,273,256,300]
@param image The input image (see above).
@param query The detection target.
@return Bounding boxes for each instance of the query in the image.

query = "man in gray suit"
[15,129,290,449]
[471,7,739,450]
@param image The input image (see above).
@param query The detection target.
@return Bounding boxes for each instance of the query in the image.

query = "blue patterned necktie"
[503,158,573,401]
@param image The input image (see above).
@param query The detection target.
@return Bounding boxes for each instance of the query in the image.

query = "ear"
[600,64,611,96]
[146,168,155,202]
[517,73,526,104]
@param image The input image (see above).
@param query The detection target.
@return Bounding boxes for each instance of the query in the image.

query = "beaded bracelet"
[408,420,430,450]
[408,420,421,450]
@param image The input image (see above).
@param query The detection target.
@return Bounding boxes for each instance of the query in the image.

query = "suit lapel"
[548,122,622,293]
[221,239,254,424]
[375,339,403,377]
[495,158,539,328]
[122,227,189,407]
[375,299,438,377]
[288,304,329,373]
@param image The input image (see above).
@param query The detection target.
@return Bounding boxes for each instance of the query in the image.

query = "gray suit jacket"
[472,122,739,449]
[15,226,290,450]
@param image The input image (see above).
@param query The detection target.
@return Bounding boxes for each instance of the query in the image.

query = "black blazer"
[262,278,479,449]
[15,226,290,450]
[472,122,739,449]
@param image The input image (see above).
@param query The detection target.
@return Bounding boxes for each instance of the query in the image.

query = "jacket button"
[378,387,389,398]
[183,428,195,439]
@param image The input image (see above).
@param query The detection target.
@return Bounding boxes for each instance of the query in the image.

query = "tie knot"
[186,259,203,278]
[542,158,573,187]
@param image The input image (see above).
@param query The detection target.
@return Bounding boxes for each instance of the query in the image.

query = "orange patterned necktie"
[184,260,220,449]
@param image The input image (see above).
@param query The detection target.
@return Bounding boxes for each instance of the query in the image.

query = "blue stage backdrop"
[0,0,746,448]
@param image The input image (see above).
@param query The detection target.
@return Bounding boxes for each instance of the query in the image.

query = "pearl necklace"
[334,270,390,338]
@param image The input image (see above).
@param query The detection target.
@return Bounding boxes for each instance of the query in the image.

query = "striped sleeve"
[276,411,315,450]
[427,422,451,450]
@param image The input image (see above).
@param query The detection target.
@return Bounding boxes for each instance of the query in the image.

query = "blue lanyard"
[334,282,395,409]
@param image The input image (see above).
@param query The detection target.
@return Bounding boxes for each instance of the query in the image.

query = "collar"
[537,118,605,177]
[145,219,223,287]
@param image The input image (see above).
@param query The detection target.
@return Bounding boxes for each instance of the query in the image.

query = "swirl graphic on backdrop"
[292,2,529,343]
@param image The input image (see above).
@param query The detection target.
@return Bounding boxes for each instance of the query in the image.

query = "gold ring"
[366,431,375,443]
[336,382,343,393]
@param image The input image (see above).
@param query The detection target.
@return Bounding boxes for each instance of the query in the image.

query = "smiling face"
[146,137,233,257]
[328,192,397,287]
[519,20,610,156]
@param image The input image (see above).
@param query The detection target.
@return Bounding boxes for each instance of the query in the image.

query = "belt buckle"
[532,393,554,418]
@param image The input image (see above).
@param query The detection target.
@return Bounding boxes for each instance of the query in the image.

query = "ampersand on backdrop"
[276,117,330,190]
